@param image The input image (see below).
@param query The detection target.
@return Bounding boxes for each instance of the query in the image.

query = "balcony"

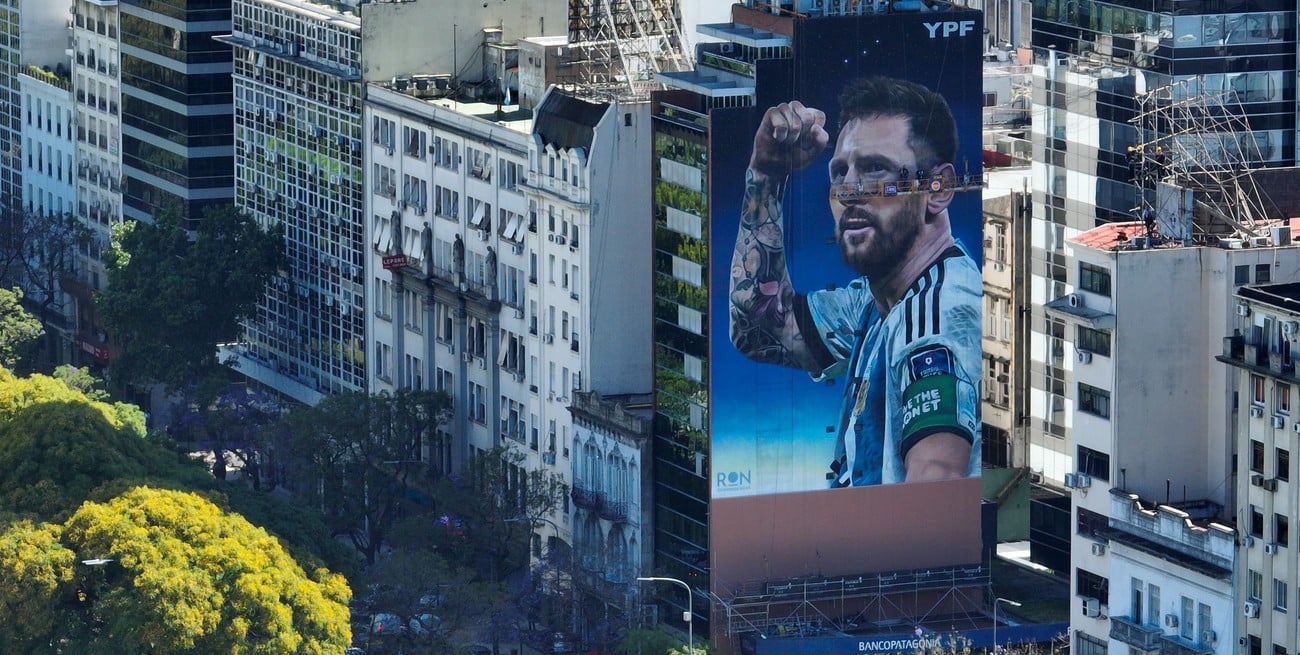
[597,497,628,523]
[1110,616,1163,652]
[1161,635,1214,655]
[572,485,599,511]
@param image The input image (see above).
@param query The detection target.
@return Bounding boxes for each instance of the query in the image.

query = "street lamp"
[638,576,693,655]
[993,597,1022,654]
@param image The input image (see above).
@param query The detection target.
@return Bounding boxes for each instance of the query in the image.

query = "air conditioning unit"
[1244,535,1256,548]
[547,234,556,243]
[555,236,566,245]
[1264,478,1280,492]
[719,42,735,54]
[1081,597,1100,618]
[1244,600,1261,618]
[478,229,489,242]
[1251,236,1271,248]
[544,333,554,344]
[1065,472,1091,489]
[1239,637,1250,647]
[1265,543,1278,555]
[1090,542,1106,556]
[514,308,524,319]
[1252,473,1265,486]
[1202,631,1217,645]
[1285,321,1300,340]
[1064,473,1078,488]
[1238,302,1252,317]
[542,452,556,465]
[1068,293,1084,308]
[1164,614,1179,629]
[1251,406,1265,418]
[1293,421,1300,434]
[512,244,524,255]
[1273,415,1286,429]
[1077,350,1093,364]
[463,352,474,363]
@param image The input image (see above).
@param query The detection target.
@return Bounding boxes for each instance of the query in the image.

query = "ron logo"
[716,470,752,491]
[923,20,976,38]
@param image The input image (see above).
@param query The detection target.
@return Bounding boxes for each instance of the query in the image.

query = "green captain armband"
[899,373,975,456]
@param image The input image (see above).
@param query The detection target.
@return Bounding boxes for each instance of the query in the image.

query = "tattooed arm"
[729,101,829,371]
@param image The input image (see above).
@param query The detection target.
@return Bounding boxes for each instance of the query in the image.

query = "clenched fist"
[749,101,830,180]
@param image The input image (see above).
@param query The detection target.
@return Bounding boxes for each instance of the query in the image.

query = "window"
[1079,262,1111,296]
[1077,506,1108,537]
[1250,569,1263,599]
[1279,448,1291,482]
[1275,578,1288,611]
[1077,567,1109,600]
[1077,326,1111,357]
[983,357,1010,406]
[1077,446,1110,481]
[1236,264,1251,284]
[1252,440,1265,473]
[1278,383,1291,414]
[1251,506,1264,538]
[1078,383,1111,418]
[1179,597,1194,640]
[1146,584,1160,628]
[1257,263,1272,284]
[1253,374,1266,404]
[1276,513,1289,546]
[1075,632,1106,655]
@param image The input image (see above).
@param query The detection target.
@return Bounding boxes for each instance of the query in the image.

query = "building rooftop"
[1239,283,1300,312]
[534,91,608,151]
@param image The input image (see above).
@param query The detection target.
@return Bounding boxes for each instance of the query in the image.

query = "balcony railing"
[597,498,628,523]
[572,485,599,510]
[1161,635,1214,655]
[1110,616,1163,651]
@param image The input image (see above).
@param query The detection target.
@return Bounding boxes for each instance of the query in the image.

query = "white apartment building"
[218,0,366,404]
[364,84,534,478]
[364,83,653,564]
[569,390,653,636]
[1224,282,1300,655]
[16,63,76,362]
[66,0,123,369]
[1054,217,1300,655]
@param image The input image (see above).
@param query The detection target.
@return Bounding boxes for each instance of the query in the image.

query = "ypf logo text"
[923,20,976,38]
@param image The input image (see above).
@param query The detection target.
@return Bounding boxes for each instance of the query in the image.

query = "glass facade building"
[119,0,233,223]
[1026,0,1297,480]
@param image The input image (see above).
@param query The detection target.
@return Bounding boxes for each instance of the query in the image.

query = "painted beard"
[836,197,925,280]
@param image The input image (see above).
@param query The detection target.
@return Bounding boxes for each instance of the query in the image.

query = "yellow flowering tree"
[0,486,351,654]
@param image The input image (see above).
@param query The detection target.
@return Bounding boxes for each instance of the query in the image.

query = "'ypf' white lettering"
[923,20,976,38]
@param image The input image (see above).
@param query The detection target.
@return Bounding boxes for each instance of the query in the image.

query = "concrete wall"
[585,101,654,396]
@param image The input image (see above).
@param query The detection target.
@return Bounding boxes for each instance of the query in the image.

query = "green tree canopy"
[282,389,452,564]
[0,486,352,654]
[0,287,42,371]
[97,204,285,393]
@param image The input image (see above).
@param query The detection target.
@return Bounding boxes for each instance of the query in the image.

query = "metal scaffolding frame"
[1130,79,1276,240]
[710,564,990,640]
[563,0,694,101]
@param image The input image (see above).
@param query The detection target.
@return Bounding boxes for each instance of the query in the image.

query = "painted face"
[827,115,929,279]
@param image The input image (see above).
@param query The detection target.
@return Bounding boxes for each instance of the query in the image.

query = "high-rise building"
[1053,169,1300,655]
[119,0,233,224]
[654,3,988,651]
[218,0,365,403]
[66,0,125,370]
[1025,0,1299,486]
[0,1,68,213]
[1226,279,1300,655]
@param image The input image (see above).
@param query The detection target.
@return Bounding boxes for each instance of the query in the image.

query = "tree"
[0,208,87,363]
[171,384,282,488]
[97,204,285,393]
[0,287,43,371]
[282,389,452,564]
[0,486,352,654]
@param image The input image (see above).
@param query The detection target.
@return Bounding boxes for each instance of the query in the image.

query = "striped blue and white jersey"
[800,245,982,486]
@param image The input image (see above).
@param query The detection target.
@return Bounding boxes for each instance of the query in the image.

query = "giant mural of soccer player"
[728,75,982,488]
